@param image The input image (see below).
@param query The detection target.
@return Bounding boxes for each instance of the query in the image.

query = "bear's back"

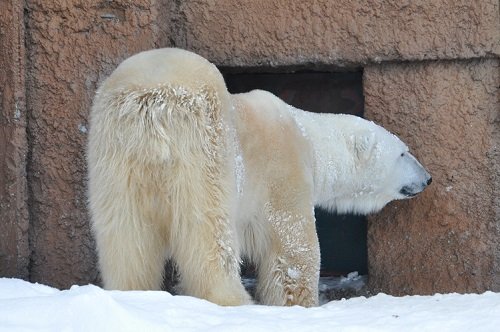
[231,90,314,210]
[99,48,229,108]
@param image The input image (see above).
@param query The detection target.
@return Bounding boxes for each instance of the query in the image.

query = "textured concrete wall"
[24,0,171,288]
[174,0,499,68]
[0,0,30,279]
[364,59,500,294]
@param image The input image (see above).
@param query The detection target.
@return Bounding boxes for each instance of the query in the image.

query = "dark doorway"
[224,71,367,276]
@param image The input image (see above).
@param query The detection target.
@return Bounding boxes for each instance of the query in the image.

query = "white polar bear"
[87,48,431,307]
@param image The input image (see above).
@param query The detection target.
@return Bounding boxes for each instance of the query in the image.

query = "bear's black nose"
[426,177,432,186]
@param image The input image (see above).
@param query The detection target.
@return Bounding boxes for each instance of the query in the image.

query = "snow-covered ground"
[1,278,499,332]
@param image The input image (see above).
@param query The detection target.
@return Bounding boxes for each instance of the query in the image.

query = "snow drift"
[1,278,499,331]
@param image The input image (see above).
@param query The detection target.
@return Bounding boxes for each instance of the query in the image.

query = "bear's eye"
[400,153,404,157]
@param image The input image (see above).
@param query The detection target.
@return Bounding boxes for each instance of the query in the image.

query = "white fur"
[286,106,431,214]
[88,48,430,308]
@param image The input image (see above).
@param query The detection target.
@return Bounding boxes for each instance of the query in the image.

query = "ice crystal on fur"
[287,267,302,280]
[235,154,245,195]
[286,105,308,138]
[228,116,245,197]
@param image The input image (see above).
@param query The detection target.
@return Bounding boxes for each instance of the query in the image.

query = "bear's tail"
[91,84,227,164]
[88,80,235,230]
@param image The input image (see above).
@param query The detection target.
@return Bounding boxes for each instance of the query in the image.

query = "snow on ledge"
[1,278,499,332]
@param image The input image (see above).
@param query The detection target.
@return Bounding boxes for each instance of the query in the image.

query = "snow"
[287,267,301,280]
[1,278,500,332]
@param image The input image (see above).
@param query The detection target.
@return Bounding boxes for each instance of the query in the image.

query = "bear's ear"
[351,131,377,163]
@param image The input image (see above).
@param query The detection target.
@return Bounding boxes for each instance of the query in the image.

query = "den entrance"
[224,71,368,301]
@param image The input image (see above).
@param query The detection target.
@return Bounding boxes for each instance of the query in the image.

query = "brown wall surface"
[24,0,171,288]
[364,59,500,294]
[174,0,499,68]
[0,0,499,296]
[0,0,30,279]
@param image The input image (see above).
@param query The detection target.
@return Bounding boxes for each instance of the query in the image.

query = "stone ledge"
[173,0,500,68]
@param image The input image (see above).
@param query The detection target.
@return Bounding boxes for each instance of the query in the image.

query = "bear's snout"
[399,174,432,197]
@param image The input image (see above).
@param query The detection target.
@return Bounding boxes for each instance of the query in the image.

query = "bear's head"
[333,116,432,214]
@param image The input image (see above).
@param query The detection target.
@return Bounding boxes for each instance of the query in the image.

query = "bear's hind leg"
[91,182,169,291]
[95,224,167,290]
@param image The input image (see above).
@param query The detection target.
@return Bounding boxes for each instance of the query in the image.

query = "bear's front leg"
[256,205,321,307]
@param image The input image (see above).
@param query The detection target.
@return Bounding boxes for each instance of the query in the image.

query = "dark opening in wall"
[223,71,367,277]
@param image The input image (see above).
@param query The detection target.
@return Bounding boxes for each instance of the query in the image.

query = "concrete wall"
[0,0,29,280]
[24,0,173,287]
[173,0,499,66]
[1,0,499,294]
[364,59,499,294]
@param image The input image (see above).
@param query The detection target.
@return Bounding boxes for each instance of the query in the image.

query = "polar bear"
[87,48,431,307]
